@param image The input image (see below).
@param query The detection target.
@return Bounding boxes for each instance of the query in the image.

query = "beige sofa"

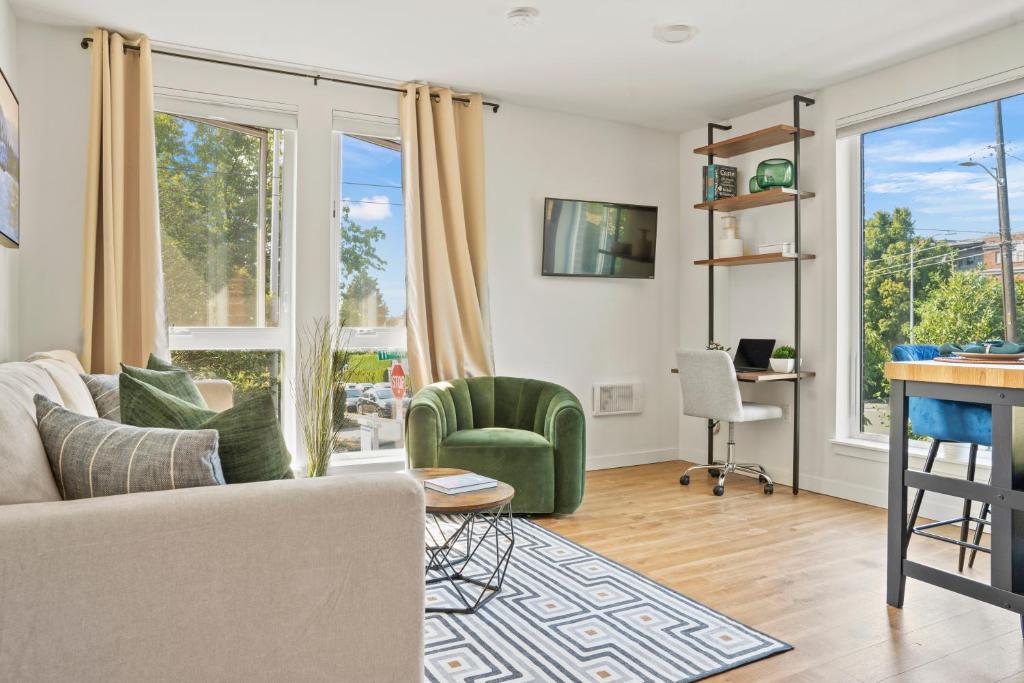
[0,351,425,682]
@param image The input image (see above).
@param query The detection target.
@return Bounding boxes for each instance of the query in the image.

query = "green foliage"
[170,350,280,406]
[861,208,953,400]
[772,345,796,359]
[339,205,397,327]
[914,270,1005,346]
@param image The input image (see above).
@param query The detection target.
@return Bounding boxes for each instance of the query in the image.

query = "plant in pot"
[770,345,797,373]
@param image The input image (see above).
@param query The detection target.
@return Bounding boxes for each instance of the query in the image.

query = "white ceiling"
[12,0,1024,131]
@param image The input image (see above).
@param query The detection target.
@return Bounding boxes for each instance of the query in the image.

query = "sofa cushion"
[81,373,121,421]
[121,362,208,409]
[28,354,98,417]
[439,427,554,512]
[0,363,63,504]
[120,374,294,483]
[35,396,224,499]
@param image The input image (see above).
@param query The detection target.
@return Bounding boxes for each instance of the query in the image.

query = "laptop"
[733,338,775,372]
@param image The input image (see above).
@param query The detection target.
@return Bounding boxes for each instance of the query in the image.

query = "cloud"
[343,195,393,221]
[864,139,994,164]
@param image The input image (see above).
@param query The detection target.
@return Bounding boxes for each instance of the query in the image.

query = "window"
[332,131,408,454]
[155,110,294,419]
[857,91,1023,438]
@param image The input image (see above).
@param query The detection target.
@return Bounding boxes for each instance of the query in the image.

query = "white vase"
[769,358,795,373]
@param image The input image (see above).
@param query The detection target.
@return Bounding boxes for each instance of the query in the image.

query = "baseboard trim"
[799,472,988,532]
[587,448,680,471]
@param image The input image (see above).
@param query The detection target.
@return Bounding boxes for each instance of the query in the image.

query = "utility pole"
[995,100,1017,342]
[959,100,1017,341]
[909,243,915,343]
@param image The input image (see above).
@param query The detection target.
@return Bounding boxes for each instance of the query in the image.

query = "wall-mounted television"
[542,197,657,278]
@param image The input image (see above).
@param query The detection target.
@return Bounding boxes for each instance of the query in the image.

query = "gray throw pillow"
[81,373,121,422]
[34,395,225,500]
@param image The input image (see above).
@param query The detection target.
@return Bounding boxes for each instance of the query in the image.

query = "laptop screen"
[734,339,775,370]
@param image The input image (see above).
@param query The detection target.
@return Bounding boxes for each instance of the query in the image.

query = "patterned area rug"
[425,518,791,682]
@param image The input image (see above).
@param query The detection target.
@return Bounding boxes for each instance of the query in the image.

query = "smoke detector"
[506,7,540,27]
[653,24,698,44]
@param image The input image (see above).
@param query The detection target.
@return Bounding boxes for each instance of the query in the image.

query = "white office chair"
[676,349,782,496]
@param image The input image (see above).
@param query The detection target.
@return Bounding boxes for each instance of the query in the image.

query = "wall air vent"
[592,383,644,416]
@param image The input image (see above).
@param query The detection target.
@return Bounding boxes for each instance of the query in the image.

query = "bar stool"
[893,345,992,570]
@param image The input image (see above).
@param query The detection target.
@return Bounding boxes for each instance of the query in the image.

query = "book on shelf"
[702,164,738,201]
[424,472,498,495]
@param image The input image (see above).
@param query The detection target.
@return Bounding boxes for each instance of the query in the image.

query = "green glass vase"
[756,158,794,189]
[748,176,763,194]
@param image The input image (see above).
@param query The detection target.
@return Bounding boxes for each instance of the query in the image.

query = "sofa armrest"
[195,378,234,412]
[0,474,425,682]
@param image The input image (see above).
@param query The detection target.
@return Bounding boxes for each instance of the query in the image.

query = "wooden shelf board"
[694,187,815,212]
[670,368,814,383]
[694,124,815,158]
[693,252,815,267]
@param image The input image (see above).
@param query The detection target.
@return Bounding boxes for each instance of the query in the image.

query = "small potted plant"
[770,345,797,373]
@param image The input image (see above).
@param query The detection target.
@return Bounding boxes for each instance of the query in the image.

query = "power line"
[342,181,402,189]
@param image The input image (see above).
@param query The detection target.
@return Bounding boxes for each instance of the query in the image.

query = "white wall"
[486,104,680,469]
[16,22,89,355]
[678,20,1024,518]
[0,0,16,362]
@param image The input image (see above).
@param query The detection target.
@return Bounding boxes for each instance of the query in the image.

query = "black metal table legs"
[888,379,1024,637]
[425,503,515,614]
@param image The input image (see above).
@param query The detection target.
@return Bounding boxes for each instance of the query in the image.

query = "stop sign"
[390,363,406,400]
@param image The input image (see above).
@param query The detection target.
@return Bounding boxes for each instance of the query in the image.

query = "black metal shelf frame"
[702,94,815,495]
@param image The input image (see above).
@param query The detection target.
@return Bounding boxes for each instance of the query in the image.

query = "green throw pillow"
[146,354,178,372]
[121,361,208,409]
[120,374,294,483]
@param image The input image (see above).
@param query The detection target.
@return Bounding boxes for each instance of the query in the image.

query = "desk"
[669,368,815,383]
[885,360,1024,623]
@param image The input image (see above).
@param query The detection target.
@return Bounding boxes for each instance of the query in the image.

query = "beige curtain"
[401,84,494,389]
[81,28,166,373]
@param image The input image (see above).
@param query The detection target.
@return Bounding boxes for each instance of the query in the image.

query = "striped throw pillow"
[81,373,121,421]
[34,395,225,500]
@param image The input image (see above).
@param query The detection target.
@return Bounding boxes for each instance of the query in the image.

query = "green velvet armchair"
[406,376,586,514]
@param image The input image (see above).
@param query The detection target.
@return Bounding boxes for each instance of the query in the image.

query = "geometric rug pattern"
[425,519,792,682]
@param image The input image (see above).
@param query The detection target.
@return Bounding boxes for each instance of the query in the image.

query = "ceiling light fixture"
[653,24,698,44]
[506,7,540,27]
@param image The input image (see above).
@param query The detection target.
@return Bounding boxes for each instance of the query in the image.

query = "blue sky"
[340,135,405,316]
[863,92,1024,241]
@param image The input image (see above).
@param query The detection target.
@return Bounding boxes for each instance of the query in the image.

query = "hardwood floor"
[534,461,1024,682]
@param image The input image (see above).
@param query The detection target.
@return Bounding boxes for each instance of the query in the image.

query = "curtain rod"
[79,36,500,113]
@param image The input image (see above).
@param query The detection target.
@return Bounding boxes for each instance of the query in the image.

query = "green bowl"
[756,158,794,189]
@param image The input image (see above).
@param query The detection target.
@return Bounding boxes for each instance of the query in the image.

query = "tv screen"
[542,198,657,278]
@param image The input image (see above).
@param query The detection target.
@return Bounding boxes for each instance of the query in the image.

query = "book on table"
[424,473,498,495]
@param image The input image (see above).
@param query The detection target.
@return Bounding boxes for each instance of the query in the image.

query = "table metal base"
[425,502,514,614]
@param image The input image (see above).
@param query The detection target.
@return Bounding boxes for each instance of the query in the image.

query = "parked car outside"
[356,387,412,419]
[344,387,362,413]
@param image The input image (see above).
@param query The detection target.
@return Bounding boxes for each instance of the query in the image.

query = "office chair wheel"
[764,483,774,495]
[680,474,690,486]
[708,469,720,478]
[713,485,725,497]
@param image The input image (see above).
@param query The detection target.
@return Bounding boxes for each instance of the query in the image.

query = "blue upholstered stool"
[892,345,992,571]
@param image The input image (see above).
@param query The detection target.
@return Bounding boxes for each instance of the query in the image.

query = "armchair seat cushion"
[439,428,555,513]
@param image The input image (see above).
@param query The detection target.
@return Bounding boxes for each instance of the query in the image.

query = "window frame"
[329,118,406,352]
[153,97,298,449]
[839,77,1024,457]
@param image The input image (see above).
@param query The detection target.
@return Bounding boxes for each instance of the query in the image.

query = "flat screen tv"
[542,197,657,278]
